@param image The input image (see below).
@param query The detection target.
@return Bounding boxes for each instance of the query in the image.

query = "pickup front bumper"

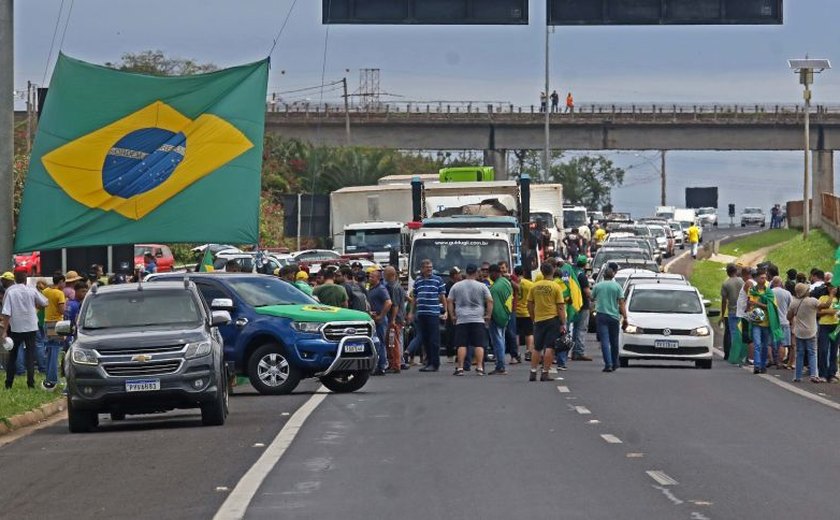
[316,335,377,376]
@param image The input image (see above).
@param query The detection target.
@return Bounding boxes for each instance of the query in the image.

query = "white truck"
[562,205,588,234]
[655,206,676,220]
[530,184,564,253]
[343,220,410,271]
[329,184,414,252]
[673,208,702,242]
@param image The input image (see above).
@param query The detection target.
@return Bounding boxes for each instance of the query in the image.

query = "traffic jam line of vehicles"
[48,167,724,433]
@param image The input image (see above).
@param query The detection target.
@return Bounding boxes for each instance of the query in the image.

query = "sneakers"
[371,368,386,376]
[571,354,592,361]
[557,365,568,371]
[42,381,57,391]
[602,367,613,373]
[540,371,554,382]
[529,370,537,382]
[453,368,465,376]
[488,369,508,375]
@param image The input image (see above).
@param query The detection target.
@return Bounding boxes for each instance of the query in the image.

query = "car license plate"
[344,343,366,354]
[125,379,161,392]
[654,340,679,349]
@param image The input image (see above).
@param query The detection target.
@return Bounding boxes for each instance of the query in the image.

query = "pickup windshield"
[81,290,202,330]
[226,278,315,307]
[410,238,510,276]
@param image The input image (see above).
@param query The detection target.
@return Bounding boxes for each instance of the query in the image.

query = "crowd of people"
[719,263,840,383]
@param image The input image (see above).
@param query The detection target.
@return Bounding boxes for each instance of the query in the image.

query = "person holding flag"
[747,269,784,374]
[816,284,840,383]
[570,255,593,361]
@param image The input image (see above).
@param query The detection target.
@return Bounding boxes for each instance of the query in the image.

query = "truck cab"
[562,205,588,234]
[408,229,513,290]
[343,220,410,272]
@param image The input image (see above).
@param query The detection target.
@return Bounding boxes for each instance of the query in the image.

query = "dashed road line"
[600,434,623,444]
[556,385,570,393]
[574,406,591,415]
[646,470,679,486]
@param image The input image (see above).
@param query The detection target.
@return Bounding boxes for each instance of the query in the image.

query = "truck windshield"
[345,229,401,253]
[563,209,587,229]
[410,238,510,276]
[81,290,202,330]
[530,212,554,228]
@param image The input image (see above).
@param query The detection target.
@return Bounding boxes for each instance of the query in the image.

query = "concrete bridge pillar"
[484,149,508,180]
[812,150,834,228]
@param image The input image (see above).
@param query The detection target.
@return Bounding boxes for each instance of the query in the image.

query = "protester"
[687,222,701,259]
[448,264,492,376]
[747,268,779,374]
[736,266,755,364]
[408,259,447,373]
[539,91,547,112]
[443,266,463,363]
[789,283,821,383]
[770,276,792,369]
[550,90,559,113]
[513,265,535,362]
[571,255,593,361]
[1,271,48,389]
[295,270,314,296]
[498,260,520,365]
[816,284,839,383]
[592,267,627,373]
[42,273,67,390]
[487,264,513,375]
[384,266,406,374]
[367,270,392,376]
[720,264,744,361]
[565,92,574,113]
[527,262,567,381]
[312,268,348,308]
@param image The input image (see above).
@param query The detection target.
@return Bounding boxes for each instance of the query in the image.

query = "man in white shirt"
[1,271,48,389]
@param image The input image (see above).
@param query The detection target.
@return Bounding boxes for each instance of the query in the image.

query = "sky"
[10,0,840,217]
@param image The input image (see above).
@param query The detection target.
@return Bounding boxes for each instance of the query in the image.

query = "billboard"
[548,0,782,25]
[323,0,528,24]
[685,187,719,209]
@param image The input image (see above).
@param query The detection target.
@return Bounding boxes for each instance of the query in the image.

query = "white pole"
[804,80,811,239]
[296,193,302,251]
[543,19,550,181]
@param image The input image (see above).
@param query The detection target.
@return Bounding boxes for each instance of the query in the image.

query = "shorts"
[516,316,534,337]
[533,317,561,352]
[453,322,487,349]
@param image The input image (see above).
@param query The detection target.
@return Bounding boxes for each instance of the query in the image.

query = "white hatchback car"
[619,283,714,369]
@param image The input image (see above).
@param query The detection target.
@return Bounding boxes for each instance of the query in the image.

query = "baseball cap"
[465,264,478,274]
[1,271,13,281]
[296,271,309,281]
[576,255,588,267]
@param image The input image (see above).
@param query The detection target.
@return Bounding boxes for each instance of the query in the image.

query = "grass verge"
[719,229,799,257]
[765,230,837,274]
[689,260,727,311]
[0,372,63,425]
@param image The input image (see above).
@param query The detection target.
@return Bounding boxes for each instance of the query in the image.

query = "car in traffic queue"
[646,224,675,258]
[587,266,661,333]
[59,280,231,433]
[618,283,714,369]
[591,247,654,278]
[696,207,718,227]
[148,273,378,395]
[667,221,686,250]
[740,207,766,227]
[13,251,40,275]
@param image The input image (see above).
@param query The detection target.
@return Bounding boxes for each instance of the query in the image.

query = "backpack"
[347,283,370,312]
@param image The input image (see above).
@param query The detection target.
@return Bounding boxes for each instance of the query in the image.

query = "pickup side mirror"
[211,298,234,311]
[211,310,232,327]
[54,320,73,336]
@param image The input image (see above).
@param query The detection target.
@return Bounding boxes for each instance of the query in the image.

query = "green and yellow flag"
[14,54,269,252]
[198,248,215,272]
[559,263,583,322]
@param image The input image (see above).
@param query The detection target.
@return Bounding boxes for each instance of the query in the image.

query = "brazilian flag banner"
[14,54,269,252]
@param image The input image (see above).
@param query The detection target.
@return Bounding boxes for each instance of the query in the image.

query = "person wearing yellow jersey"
[42,273,67,391]
[816,284,840,382]
[687,222,701,259]
[593,224,607,246]
[514,265,535,360]
[527,262,567,382]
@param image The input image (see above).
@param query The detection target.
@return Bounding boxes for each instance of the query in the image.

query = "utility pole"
[803,80,811,238]
[543,20,550,182]
[0,0,14,269]
[342,77,351,146]
[660,150,666,206]
[26,81,32,155]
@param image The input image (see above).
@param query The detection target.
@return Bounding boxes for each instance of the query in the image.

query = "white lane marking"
[215,487,230,492]
[252,443,266,448]
[556,385,570,393]
[652,485,684,505]
[214,388,328,520]
[690,512,711,520]
[600,434,623,444]
[646,470,679,486]
[587,419,601,424]
[626,452,645,458]
[281,412,290,416]
[574,406,591,415]
[712,346,840,412]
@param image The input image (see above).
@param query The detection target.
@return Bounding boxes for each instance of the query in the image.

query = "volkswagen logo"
[663,328,672,337]
[344,328,358,335]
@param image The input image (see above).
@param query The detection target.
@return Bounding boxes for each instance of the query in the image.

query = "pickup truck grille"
[322,322,373,342]
[103,360,182,377]
[95,345,185,356]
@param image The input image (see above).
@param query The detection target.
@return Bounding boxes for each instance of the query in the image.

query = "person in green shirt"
[294,270,313,296]
[591,268,627,373]
[312,269,347,307]
[488,264,513,375]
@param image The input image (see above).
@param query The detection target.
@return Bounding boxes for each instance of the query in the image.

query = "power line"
[58,0,75,51]
[41,0,66,84]
[275,80,343,96]
[267,0,299,57]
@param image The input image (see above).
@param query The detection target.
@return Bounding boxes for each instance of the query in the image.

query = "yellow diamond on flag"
[42,101,253,220]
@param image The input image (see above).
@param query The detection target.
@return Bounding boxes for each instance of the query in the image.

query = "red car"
[134,244,175,273]
[13,251,40,275]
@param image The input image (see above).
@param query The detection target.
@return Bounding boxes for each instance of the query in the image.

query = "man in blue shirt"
[408,259,447,372]
[367,270,392,376]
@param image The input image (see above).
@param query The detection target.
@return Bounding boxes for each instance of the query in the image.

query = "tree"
[104,50,218,76]
[549,155,624,210]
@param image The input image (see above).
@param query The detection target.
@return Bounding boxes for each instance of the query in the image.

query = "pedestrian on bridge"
[550,90,559,113]
[565,92,574,113]
[540,91,547,113]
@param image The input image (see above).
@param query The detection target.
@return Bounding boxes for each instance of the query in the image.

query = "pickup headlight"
[291,321,324,334]
[71,347,98,366]
[185,341,212,359]
[691,326,711,337]
[624,324,644,334]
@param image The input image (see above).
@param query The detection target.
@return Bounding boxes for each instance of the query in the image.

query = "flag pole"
[0,0,14,269]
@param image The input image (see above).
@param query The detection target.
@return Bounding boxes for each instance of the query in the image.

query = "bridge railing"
[266,101,840,119]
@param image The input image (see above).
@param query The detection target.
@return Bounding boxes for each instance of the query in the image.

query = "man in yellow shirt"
[42,273,67,390]
[687,223,701,259]
[527,262,568,381]
[514,265,535,360]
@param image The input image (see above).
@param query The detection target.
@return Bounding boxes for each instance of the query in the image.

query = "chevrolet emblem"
[132,354,153,362]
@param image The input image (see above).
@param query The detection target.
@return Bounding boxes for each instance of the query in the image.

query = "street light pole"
[341,77,351,146]
[543,21,550,182]
[0,0,13,269]
[660,150,666,206]
[803,80,811,238]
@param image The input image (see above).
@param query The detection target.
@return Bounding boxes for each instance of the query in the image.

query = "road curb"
[0,398,66,436]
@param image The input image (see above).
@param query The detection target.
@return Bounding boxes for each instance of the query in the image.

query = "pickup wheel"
[248,343,302,395]
[68,399,98,433]
[320,371,370,393]
[201,371,229,426]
